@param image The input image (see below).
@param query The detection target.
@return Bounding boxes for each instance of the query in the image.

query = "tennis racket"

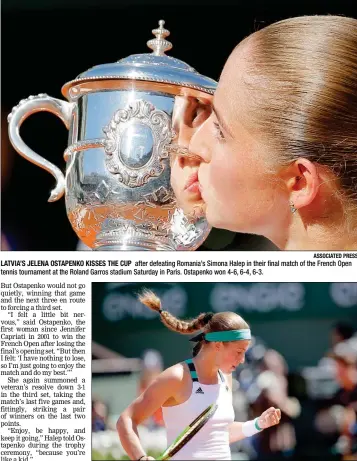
[158,403,218,460]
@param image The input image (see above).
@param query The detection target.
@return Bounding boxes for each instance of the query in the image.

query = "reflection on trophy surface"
[169,94,211,222]
[7,20,216,251]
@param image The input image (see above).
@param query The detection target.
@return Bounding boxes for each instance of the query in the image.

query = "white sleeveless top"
[162,358,235,460]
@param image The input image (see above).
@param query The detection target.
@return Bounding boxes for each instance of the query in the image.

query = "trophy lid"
[62,20,217,97]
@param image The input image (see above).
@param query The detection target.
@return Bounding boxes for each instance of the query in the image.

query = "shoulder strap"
[185,359,199,382]
[218,370,230,392]
[218,369,225,383]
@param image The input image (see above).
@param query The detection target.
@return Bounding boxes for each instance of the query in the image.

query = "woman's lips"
[187,182,200,194]
[184,172,201,194]
[198,182,205,201]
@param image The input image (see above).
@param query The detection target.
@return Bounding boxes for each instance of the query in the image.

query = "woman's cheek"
[208,151,223,184]
[210,157,234,199]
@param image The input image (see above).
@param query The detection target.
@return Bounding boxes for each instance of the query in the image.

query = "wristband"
[242,418,263,437]
[138,456,146,460]
[255,418,262,431]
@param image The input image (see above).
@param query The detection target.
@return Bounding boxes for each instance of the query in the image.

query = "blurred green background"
[92,282,357,371]
[92,282,357,460]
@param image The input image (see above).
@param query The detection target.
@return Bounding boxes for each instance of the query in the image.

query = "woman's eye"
[213,121,225,141]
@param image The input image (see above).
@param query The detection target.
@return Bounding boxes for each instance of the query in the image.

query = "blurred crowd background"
[2,0,357,251]
[91,282,357,460]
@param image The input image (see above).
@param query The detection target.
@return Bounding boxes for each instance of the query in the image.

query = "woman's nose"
[189,117,212,163]
[177,155,200,170]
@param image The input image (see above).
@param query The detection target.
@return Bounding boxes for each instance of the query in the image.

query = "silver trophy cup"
[7,20,217,250]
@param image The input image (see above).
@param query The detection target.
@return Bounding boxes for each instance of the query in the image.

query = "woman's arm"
[229,407,281,444]
[117,365,183,460]
[223,373,281,444]
[229,422,246,443]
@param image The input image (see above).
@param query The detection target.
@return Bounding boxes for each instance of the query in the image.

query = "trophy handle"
[7,93,74,202]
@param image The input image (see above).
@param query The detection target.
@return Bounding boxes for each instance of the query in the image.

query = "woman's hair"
[240,15,357,204]
[138,289,249,357]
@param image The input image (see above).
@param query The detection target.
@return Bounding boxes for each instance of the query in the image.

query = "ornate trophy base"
[91,212,210,251]
[93,242,174,251]
[92,218,175,251]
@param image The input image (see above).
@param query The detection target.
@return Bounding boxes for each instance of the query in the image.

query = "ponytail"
[138,289,249,359]
[138,289,213,335]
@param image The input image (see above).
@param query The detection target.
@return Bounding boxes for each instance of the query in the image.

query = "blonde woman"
[117,290,280,460]
[189,15,357,250]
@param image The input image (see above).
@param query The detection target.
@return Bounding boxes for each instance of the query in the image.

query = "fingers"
[258,407,282,429]
[263,407,281,427]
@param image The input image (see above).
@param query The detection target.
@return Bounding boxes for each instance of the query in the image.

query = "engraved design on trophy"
[103,99,172,188]
[136,186,176,210]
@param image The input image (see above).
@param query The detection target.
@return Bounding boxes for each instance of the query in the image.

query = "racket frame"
[158,403,218,460]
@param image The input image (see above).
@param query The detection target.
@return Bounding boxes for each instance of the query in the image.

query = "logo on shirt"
[195,387,204,394]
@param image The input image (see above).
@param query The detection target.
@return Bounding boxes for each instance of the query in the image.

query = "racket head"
[158,403,218,460]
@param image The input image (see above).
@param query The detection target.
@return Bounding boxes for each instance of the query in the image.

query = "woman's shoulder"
[159,361,188,384]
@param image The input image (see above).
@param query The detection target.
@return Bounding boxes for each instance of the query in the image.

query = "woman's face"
[215,340,250,374]
[170,155,203,218]
[170,95,211,219]
[189,47,289,235]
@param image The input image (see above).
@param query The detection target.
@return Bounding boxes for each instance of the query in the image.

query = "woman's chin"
[221,365,235,374]
[206,208,251,233]
[205,209,232,231]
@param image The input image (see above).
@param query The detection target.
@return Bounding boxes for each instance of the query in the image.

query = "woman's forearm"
[117,414,146,460]
[228,421,245,444]
[230,408,281,444]
[229,419,264,444]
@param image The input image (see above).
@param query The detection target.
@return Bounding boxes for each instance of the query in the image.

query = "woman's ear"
[284,158,319,210]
